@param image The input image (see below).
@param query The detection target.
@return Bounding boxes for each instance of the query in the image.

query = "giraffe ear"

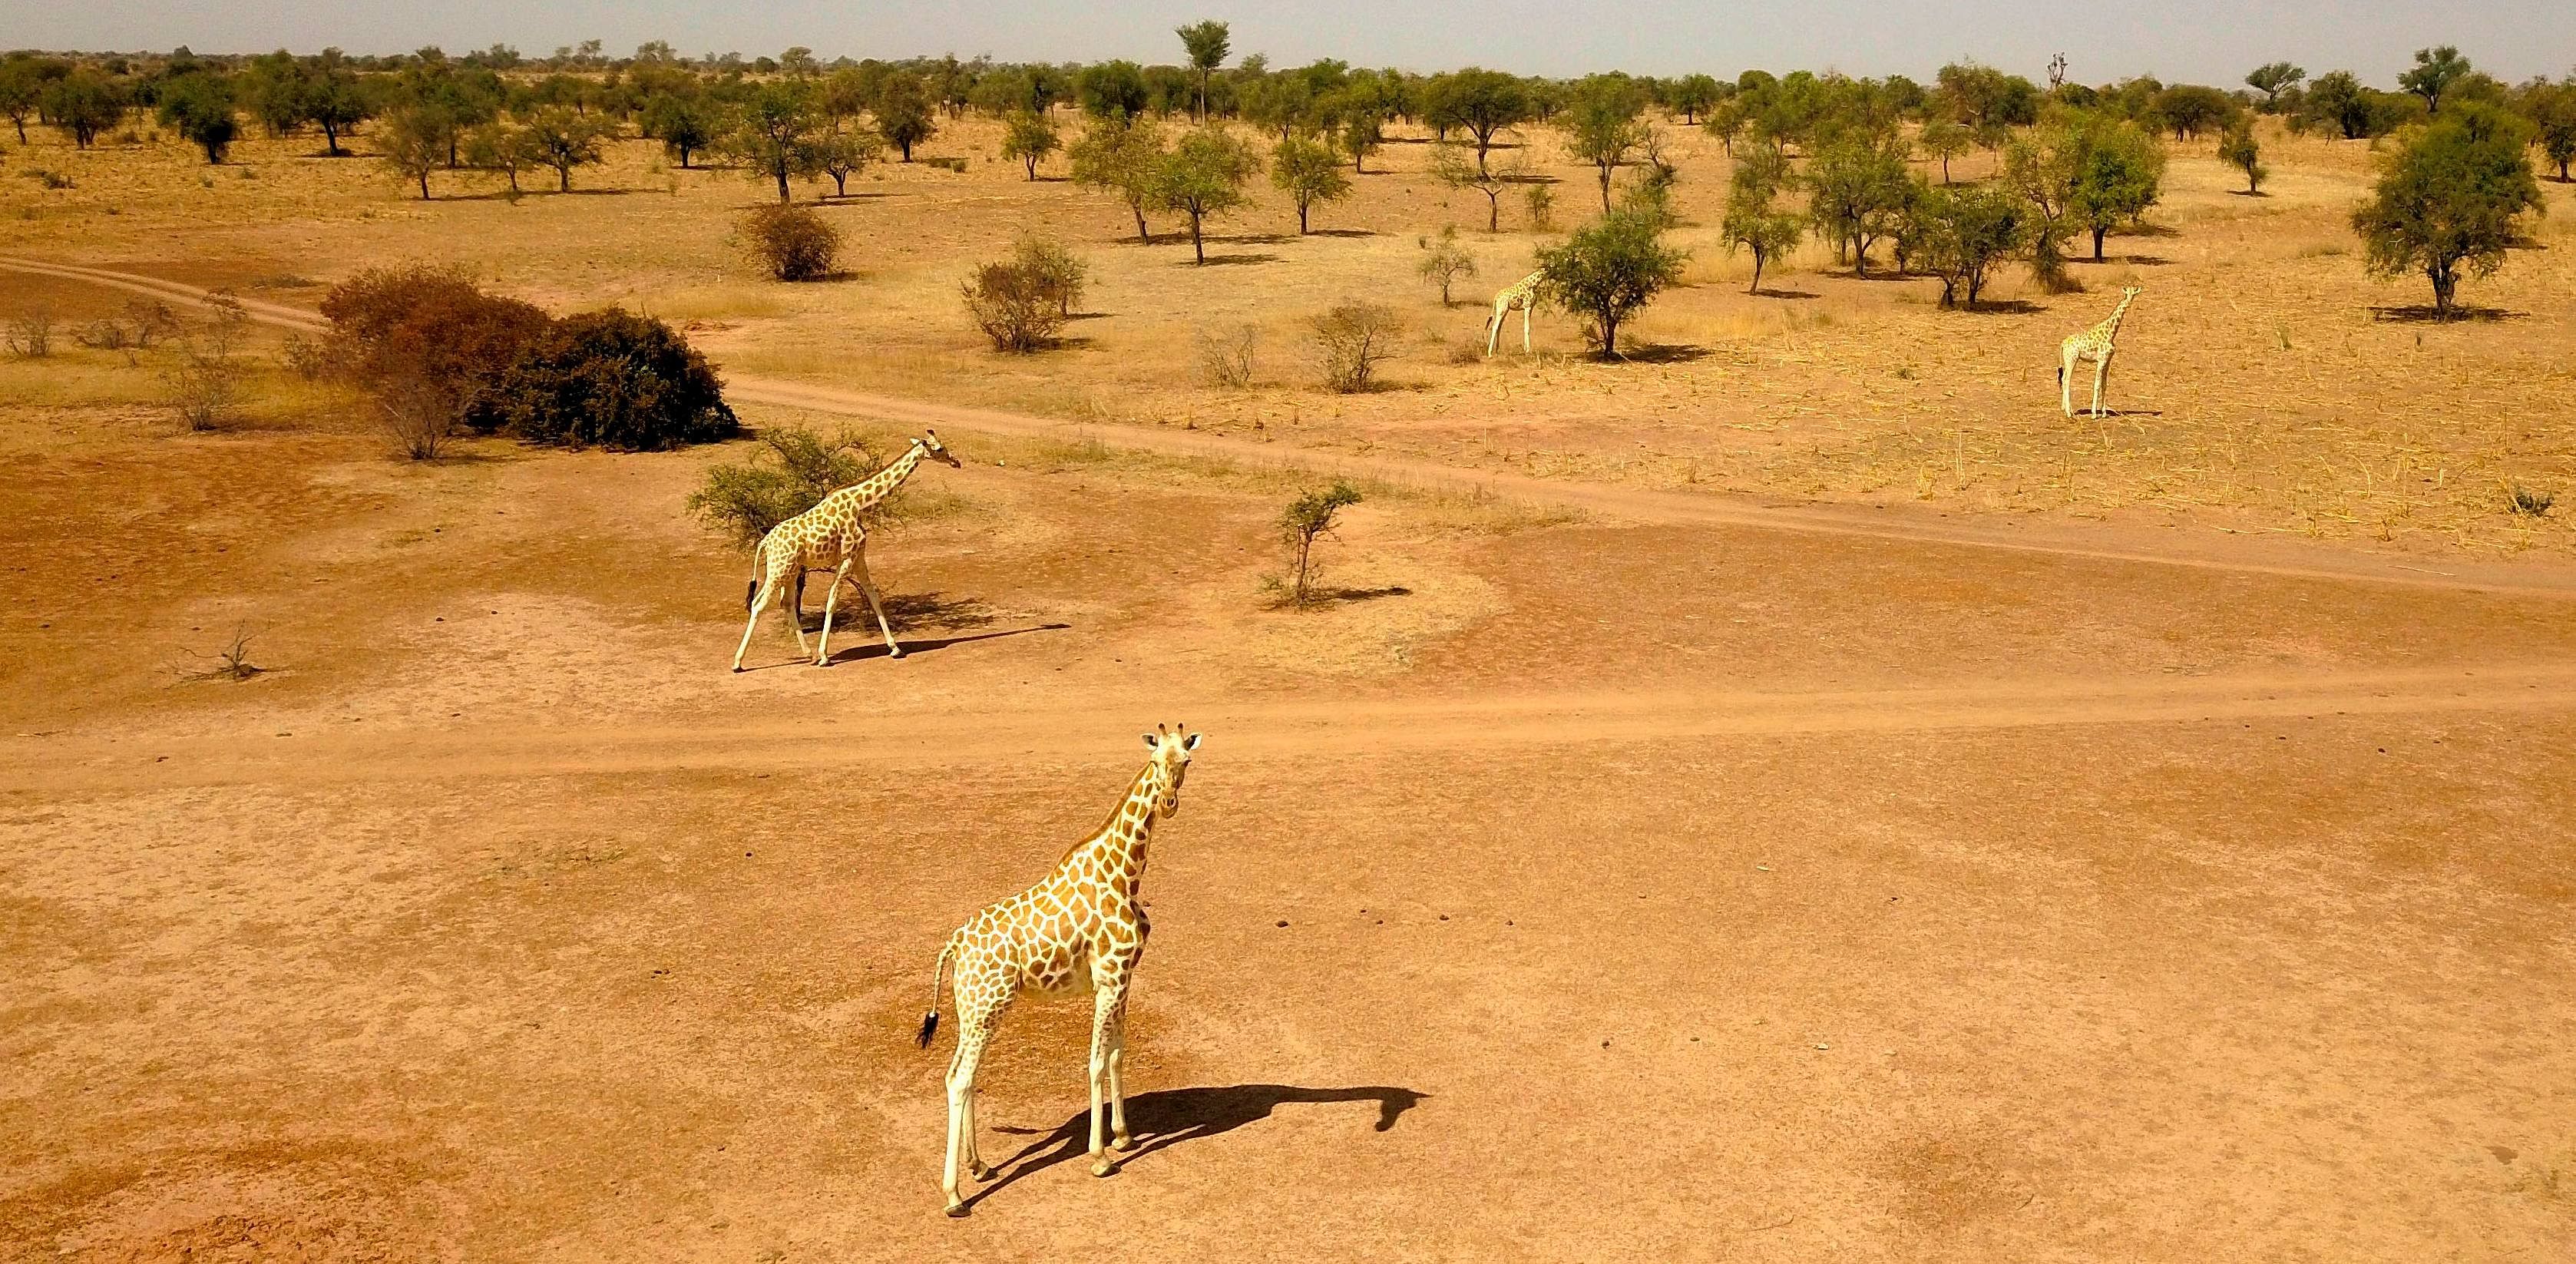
[1182,733,1202,752]
[1143,733,1159,749]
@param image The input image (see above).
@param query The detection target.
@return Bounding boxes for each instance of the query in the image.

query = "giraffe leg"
[1521,303,1532,354]
[1086,980,1125,1177]
[1485,307,1503,357]
[942,997,1001,1216]
[731,575,786,672]
[2061,347,2078,417]
[2092,358,2109,418]
[1105,991,1133,1150]
[812,558,852,667]
[852,549,904,660]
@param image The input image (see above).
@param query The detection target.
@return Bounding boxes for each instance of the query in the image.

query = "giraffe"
[2059,286,2142,419]
[1484,270,1544,356]
[915,725,1203,1217]
[729,430,960,671]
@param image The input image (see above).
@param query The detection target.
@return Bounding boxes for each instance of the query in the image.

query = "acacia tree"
[1070,117,1167,243]
[813,127,880,196]
[380,106,445,197]
[2400,46,2471,115]
[1722,142,1803,295]
[2245,62,2306,111]
[1157,126,1261,263]
[1271,134,1351,233]
[2520,79,2576,181]
[730,82,823,202]
[1804,127,1913,273]
[1920,117,1972,184]
[0,57,44,144]
[2151,84,2237,140]
[1669,73,1724,124]
[2069,119,2166,259]
[522,106,609,191]
[1339,110,1383,172]
[464,120,531,194]
[1430,140,1516,232]
[1911,180,2028,309]
[1431,68,1529,176]
[1536,199,1687,358]
[1000,109,1059,179]
[2218,120,2265,193]
[1176,19,1229,120]
[156,73,238,163]
[1563,74,1649,213]
[875,73,938,160]
[2353,103,2544,317]
[297,51,373,155]
[640,91,719,167]
[2301,71,2378,140]
[41,69,123,148]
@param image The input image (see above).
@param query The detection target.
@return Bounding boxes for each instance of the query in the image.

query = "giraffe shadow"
[966,1084,1426,1211]
[820,622,1071,664]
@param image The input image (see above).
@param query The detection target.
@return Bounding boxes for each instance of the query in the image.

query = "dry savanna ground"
[3,102,2574,1263]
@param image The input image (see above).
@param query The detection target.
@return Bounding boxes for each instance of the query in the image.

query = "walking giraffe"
[729,430,960,671]
[1484,270,1545,356]
[916,726,1204,1217]
[2059,286,2143,419]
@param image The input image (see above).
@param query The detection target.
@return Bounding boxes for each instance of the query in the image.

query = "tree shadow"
[554,187,635,197]
[2092,254,2171,266]
[1751,288,1820,300]
[2125,222,2183,238]
[1279,585,1413,608]
[967,1084,1425,1213]
[2227,190,2271,198]
[1956,299,2045,315]
[1306,228,1379,239]
[1185,253,1282,267]
[1615,342,1711,363]
[2067,408,2164,419]
[1206,232,1295,246]
[2369,305,2526,323]
[816,191,898,202]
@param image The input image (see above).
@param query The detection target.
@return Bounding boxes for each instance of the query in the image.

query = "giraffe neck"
[843,442,928,514]
[2098,295,2136,339]
[1063,759,1169,895]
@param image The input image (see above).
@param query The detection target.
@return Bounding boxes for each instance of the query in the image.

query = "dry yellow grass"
[5,112,2571,554]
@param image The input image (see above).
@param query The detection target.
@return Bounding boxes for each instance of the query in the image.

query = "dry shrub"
[491,308,737,451]
[962,257,1072,352]
[321,265,552,435]
[1012,237,1089,316]
[164,297,251,432]
[4,304,54,358]
[72,299,176,354]
[740,203,842,281]
[1306,301,1402,393]
[1195,323,1258,386]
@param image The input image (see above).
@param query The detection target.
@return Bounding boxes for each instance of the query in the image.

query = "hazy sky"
[11,1,2572,87]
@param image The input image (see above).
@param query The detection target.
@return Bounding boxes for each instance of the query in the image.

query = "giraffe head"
[1140,724,1202,818]
[916,429,962,468]
[2117,285,2143,304]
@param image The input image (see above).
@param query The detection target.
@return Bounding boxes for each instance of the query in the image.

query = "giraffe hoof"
[1091,1157,1116,1178]
[944,1203,970,1219]
[1111,1134,1135,1152]
[970,1161,996,1181]
[888,647,906,660]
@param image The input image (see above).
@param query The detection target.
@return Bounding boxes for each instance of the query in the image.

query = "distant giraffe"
[2060,286,2142,418]
[729,431,960,671]
[916,726,1203,1216]
[1484,270,1544,356]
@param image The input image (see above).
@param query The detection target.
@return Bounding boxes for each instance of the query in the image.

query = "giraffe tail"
[915,935,956,1049]
[743,538,766,611]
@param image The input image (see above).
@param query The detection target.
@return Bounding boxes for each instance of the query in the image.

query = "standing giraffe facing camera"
[730,429,960,671]
[917,725,1203,1217]
[1485,270,1545,356]
[2060,286,2142,418]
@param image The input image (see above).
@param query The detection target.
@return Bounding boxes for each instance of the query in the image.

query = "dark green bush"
[494,309,738,450]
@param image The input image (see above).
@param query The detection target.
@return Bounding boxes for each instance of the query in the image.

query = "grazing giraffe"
[916,726,1203,1217]
[1484,270,1545,356]
[2060,286,2143,419]
[729,430,960,671]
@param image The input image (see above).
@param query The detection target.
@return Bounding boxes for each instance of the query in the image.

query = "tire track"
[12,256,2576,598]
[7,663,2571,793]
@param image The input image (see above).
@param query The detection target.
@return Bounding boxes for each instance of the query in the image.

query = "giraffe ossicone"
[1485,270,1545,356]
[2059,286,2142,419]
[729,429,961,671]
[916,725,1204,1217]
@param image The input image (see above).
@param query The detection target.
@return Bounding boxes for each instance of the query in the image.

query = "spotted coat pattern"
[918,729,1201,1215]
[1485,270,1546,356]
[2061,286,2142,419]
[729,431,957,670]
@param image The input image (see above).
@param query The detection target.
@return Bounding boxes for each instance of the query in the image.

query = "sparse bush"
[962,256,1073,352]
[164,297,251,431]
[2506,484,2555,517]
[4,304,54,358]
[1278,480,1362,606]
[1195,323,1257,386]
[21,168,73,190]
[742,203,843,281]
[72,299,177,356]
[1417,227,1478,305]
[688,425,896,547]
[279,331,329,380]
[1723,142,1803,295]
[1307,301,1401,392]
[1012,237,1089,316]
[2219,121,2266,194]
[1523,184,1555,230]
[494,309,738,450]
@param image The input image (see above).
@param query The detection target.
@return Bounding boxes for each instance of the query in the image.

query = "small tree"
[2352,104,2545,318]
[1271,134,1351,233]
[2150,84,2237,140]
[1920,117,1972,184]
[164,297,252,432]
[1563,74,1649,213]
[1000,110,1059,179]
[2218,120,2266,194]
[522,106,608,191]
[641,91,718,167]
[1537,203,1687,358]
[1911,180,2028,309]
[2302,71,2378,141]
[1070,117,1167,243]
[1417,227,1478,304]
[688,425,888,547]
[2399,46,2471,115]
[812,128,880,196]
[1278,481,1362,605]
[1306,302,1401,392]
[2246,62,2306,112]
[1430,68,1529,177]
[731,82,823,202]
[875,74,938,160]
[380,107,445,199]
[0,58,41,144]
[1339,111,1383,173]
[1722,143,1804,296]
[962,257,1073,352]
[2521,81,2576,182]
[1430,140,1517,233]
[742,203,842,280]
[1156,126,1261,263]
[1176,20,1231,120]
[2069,119,2167,259]
[1804,128,1913,273]
[41,69,124,149]
[464,121,533,196]
[156,74,238,163]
